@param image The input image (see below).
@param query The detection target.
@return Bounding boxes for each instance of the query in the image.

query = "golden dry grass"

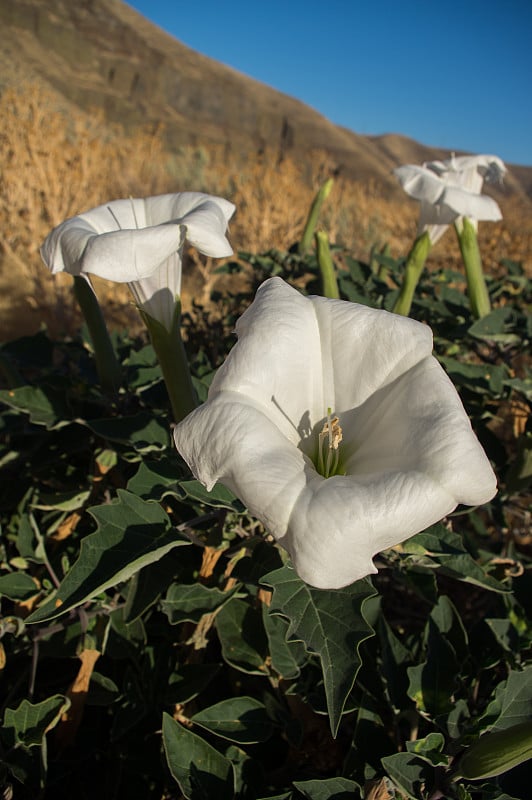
[0,84,530,339]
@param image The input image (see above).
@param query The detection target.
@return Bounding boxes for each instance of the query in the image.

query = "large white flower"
[174,277,497,590]
[41,193,235,331]
[395,154,505,244]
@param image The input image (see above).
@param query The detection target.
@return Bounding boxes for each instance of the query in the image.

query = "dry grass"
[0,83,530,340]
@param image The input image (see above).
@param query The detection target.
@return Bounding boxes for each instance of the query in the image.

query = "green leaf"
[162,713,234,800]
[402,524,508,593]
[0,572,39,601]
[457,721,532,780]
[0,385,68,428]
[123,550,181,623]
[439,357,507,396]
[126,456,180,500]
[407,617,458,716]
[192,697,274,744]
[406,732,447,765]
[381,752,433,799]
[87,412,170,453]
[215,597,269,675]
[262,565,376,737]
[468,308,520,344]
[179,479,244,511]
[483,666,532,732]
[32,489,91,511]
[162,582,237,625]
[3,695,70,748]
[165,664,221,705]
[26,490,189,624]
[262,603,306,680]
[293,776,361,799]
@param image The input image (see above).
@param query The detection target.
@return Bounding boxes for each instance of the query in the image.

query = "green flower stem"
[315,230,340,299]
[392,231,432,317]
[73,276,122,394]
[299,177,334,254]
[455,217,491,318]
[141,301,197,423]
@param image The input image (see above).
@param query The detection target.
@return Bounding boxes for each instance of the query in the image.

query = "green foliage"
[0,246,530,799]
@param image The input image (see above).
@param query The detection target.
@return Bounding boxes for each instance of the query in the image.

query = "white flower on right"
[174,277,497,590]
[395,154,506,244]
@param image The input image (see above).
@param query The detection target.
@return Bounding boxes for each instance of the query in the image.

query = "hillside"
[1,0,531,201]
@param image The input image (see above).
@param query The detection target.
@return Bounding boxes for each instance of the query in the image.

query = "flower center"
[316,408,344,478]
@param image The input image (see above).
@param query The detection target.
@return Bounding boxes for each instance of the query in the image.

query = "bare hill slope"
[1,0,530,201]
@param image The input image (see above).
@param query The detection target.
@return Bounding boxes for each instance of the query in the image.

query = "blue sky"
[125,0,532,166]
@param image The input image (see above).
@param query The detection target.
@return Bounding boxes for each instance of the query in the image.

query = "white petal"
[342,356,497,506]
[174,278,497,589]
[145,193,235,257]
[208,278,325,443]
[174,391,468,590]
[394,165,447,204]
[61,224,185,282]
[439,186,502,221]
[309,291,434,413]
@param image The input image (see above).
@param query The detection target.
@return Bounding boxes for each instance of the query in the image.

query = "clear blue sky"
[125,0,532,166]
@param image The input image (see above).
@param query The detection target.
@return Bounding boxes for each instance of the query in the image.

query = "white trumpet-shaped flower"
[174,277,497,590]
[395,154,506,245]
[41,193,235,331]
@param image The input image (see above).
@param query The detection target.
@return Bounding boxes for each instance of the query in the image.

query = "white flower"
[395,154,505,245]
[41,193,235,331]
[174,277,497,590]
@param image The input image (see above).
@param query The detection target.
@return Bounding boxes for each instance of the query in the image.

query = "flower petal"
[439,186,502,222]
[208,278,434,440]
[174,278,497,589]
[174,391,458,589]
[145,193,235,257]
[57,223,185,282]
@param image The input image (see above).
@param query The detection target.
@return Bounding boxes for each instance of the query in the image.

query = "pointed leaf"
[162,582,237,625]
[26,490,189,624]
[162,713,234,800]
[192,697,274,744]
[262,565,377,737]
[3,695,70,748]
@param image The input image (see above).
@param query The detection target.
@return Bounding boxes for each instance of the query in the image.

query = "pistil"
[317,408,343,478]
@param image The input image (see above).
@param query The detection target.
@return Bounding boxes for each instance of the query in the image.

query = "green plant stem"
[73,276,122,395]
[141,301,197,423]
[392,231,432,316]
[299,177,334,254]
[315,230,340,299]
[455,217,491,318]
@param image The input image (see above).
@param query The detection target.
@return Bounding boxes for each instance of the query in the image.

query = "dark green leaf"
[381,752,433,799]
[179,479,244,511]
[0,385,68,428]
[126,456,180,500]
[293,776,361,799]
[88,412,170,452]
[215,597,269,675]
[192,697,273,744]
[162,712,234,800]
[165,664,221,705]
[263,565,376,737]
[26,490,189,624]
[3,695,70,748]
[162,582,236,625]
[0,572,39,601]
